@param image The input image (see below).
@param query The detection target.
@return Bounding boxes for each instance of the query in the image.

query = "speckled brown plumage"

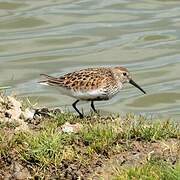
[39,66,146,118]
[40,68,117,91]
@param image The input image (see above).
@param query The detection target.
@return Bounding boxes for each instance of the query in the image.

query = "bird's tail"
[39,74,62,86]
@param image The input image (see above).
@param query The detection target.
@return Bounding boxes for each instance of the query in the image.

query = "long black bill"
[129,79,146,94]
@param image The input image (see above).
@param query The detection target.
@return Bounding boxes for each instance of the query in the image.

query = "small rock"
[0,96,4,103]
[3,173,11,180]
[22,108,35,120]
[15,121,29,132]
[61,122,83,134]
[8,96,22,109]
[34,108,50,117]
[5,96,22,120]
[52,108,62,115]
[13,162,31,180]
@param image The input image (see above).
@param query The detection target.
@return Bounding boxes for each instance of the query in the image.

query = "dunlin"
[39,67,146,118]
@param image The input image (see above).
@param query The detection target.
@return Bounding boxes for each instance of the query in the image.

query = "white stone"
[22,108,35,120]
[61,122,82,134]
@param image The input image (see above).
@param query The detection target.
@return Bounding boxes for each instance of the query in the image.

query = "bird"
[39,66,146,118]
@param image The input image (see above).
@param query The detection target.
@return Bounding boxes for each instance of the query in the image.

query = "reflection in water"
[0,0,180,120]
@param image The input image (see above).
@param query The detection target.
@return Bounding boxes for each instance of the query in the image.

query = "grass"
[114,159,180,180]
[14,131,67,166]
[0,112,179,179]
[120,114,179,141]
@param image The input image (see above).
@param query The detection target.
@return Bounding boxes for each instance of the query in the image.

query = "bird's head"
[112,66,146,94]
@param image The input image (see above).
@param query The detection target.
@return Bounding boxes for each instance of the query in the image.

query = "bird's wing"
[39,68,116,92]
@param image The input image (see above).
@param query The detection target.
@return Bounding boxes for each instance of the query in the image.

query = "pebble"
[61,122,83,133]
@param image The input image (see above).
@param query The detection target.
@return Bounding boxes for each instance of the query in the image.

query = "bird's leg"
[72,100,83,118]
[91,101,98,113]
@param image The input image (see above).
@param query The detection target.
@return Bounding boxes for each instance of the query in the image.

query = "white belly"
[41,82,122,101]
[71,89,108,100]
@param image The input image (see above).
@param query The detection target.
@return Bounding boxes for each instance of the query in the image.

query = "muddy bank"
[0,94,179,179]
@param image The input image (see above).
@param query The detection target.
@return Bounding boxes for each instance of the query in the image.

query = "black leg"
[72,100,83,118]
[91,101,98,113]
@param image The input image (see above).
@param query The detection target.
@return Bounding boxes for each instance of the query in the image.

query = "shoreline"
[0,94,179,179]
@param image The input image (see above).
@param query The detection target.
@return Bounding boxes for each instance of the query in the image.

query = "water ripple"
[0,0,180,120]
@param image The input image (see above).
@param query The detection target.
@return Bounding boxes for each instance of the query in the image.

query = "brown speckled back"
[41,67,118,92]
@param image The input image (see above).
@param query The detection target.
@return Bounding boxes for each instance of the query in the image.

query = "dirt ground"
[0,95,179,179]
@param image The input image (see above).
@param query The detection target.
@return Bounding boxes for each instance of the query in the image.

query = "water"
[0,0,180,120]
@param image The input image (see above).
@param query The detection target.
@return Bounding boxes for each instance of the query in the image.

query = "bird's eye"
[123,72,127,76]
